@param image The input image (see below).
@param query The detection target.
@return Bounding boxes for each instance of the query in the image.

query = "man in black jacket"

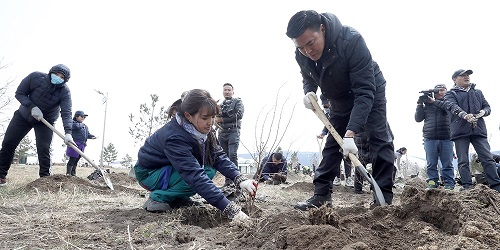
[216,83,244,186]
[445,69,500,192]
[287,10,395,210]
[0,64,74,186]
[415,84,455,189]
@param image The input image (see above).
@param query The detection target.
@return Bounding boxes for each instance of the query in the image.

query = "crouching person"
[133,89,257,223]
[258,152,288,185]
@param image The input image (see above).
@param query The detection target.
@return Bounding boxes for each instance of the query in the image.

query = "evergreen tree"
[121,153,133,168]
[14,136,35,164]
[102,143,118,166]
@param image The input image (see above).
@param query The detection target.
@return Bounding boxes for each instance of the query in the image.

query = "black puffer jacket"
[296,13,387,133]
[415,99,451,140]
[444,84,490,140]
[15,65,73,133]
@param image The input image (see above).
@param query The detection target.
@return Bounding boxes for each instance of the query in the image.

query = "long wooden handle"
[308,96,362,167]
[40,118,114,190]
[308,95,386,206]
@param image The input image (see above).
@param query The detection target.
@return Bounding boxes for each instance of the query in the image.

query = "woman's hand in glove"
[239,179,257,196]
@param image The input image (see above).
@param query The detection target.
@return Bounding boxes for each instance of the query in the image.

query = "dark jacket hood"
[321,13,343,54]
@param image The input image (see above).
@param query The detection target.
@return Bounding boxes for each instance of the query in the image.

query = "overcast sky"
[1,0,500,164]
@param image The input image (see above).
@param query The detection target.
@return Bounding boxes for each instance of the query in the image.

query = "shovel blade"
[356,165,386,206]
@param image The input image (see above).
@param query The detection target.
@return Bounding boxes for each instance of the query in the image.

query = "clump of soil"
[5,173,500,249]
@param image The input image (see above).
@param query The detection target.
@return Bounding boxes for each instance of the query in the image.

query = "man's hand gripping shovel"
[40,118,114,190]
[307,96,386,206]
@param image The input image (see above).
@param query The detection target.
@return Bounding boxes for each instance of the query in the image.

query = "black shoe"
[294,194,332,211]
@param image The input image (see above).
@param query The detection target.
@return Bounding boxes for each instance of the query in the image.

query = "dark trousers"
[66,156,82,176]
[0,111,54,178]
[218,129,240,184]
[314,104,394,203]
[455,136,500,191]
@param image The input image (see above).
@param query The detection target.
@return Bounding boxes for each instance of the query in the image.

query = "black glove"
[417,95,427,104]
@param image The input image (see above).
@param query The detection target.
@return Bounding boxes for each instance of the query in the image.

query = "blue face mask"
[51,74,64,85]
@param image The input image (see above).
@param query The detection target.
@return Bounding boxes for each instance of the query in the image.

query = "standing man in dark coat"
[0,64,74,186]
[216,83,244,186]
[415,84,455,189]
[286,10,395,210]
[445,69,500,192]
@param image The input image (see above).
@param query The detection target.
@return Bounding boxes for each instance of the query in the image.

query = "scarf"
[175,113,207,144]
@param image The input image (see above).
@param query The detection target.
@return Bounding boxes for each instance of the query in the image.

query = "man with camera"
[415,84,455,190]
[445,69,500,192]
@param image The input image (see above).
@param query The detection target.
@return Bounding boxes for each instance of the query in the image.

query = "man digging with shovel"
[286,10,395,209]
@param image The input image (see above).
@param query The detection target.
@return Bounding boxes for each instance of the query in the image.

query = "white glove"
[464,114,477,123]
[64,134,75,145]
[239,179,257,196]
[303,92,317,110]
[475,110,486,118]
[31,107,43,121]
[231,210,250,223]
[342,137,358,157]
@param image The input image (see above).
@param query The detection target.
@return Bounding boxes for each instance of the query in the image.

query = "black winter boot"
[294,194,332,211]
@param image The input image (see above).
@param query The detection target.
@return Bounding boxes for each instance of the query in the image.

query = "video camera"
[419,88,439,98]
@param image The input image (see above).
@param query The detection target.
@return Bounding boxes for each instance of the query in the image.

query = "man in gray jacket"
[0,64,74,186]
[216,83,244,186]
[445,69,500,192]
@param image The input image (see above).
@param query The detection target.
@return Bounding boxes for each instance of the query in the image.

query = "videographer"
[415,84,455,190]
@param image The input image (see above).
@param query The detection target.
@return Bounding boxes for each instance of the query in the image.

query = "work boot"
[294,194,332,211]
[143,197,171,213]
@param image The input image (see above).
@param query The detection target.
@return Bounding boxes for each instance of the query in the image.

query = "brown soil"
[2,172,500,249]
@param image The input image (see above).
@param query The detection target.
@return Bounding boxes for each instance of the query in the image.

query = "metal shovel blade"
[355,164,386,206]
[40,118,114,190]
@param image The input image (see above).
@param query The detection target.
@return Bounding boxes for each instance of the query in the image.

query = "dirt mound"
[5,170,500,249]
[283,181,314,192]
[24,173,142,195]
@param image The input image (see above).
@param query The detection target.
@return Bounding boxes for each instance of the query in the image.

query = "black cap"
[452,69,473,79]
[434,84,447,89]
[74,110,88,117]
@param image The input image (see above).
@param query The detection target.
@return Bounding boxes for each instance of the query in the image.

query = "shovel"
[40,118,114,190]
[308,95,386,206]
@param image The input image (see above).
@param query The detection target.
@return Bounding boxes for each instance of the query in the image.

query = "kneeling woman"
[134,89,256,222]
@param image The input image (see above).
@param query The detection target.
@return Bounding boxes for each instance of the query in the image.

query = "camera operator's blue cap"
[452,69,473,79]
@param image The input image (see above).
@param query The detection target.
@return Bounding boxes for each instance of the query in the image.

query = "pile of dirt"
[24,173,142,195]
[8,174,500,249]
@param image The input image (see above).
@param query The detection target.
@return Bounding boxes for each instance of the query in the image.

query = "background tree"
[240,83,297,180]
[289,151,299,171]
[128,94,169,146]
[14,136,36,164]
[121,153,133,168]
[102,143,118,166]
[0,58,15,138]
